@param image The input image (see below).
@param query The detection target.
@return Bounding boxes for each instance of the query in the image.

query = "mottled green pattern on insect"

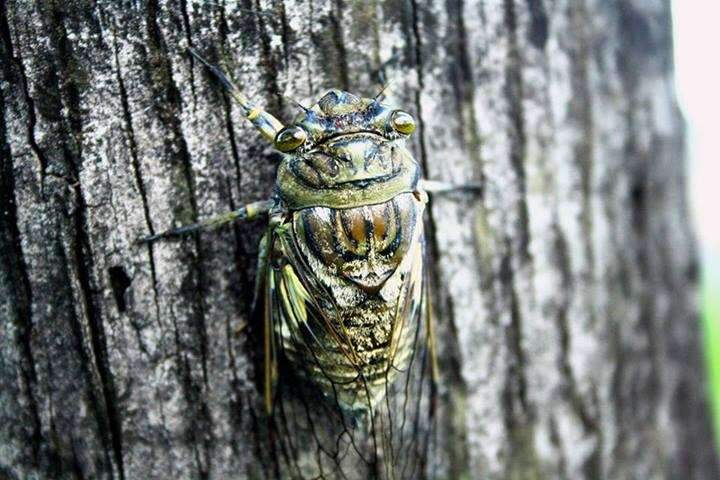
[139,49,478,479]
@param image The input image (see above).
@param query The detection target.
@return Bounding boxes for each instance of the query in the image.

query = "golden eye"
[274,126,308,152]
[390,110,416,135]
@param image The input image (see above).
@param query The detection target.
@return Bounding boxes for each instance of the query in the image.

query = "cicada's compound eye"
[274,126,308,152]
[390,110,416,135]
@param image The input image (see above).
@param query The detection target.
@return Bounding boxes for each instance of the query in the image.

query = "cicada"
[141,49,477,479]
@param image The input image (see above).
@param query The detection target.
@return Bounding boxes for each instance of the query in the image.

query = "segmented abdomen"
[295,192,419,292]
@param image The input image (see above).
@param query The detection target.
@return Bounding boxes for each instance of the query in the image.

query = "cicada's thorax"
[270,90,426,412]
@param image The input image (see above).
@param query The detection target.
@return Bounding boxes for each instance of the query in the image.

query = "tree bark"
[1,0,717,479]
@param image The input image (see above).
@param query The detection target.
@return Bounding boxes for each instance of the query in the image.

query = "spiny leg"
[136,199,273,244]
[418,179,483,195]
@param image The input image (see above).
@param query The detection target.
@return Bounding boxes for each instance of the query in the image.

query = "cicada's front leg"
[188,48,284,144]
[135,199,274,244]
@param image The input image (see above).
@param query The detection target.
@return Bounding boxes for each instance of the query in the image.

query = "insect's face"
[274,90,421,209]
[276,89,415,147]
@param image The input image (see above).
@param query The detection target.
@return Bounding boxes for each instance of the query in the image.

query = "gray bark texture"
[1,0,718,479]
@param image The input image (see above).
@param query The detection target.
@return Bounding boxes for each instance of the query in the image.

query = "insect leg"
[188,48,284,144]
[136,199,274,244]
[418,179,482,195]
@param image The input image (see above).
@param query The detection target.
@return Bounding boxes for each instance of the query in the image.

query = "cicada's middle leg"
[418,179,483,196]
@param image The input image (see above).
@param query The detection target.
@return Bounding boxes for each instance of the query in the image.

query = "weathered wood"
[0,0,717,478]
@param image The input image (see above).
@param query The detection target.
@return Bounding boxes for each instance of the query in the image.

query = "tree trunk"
[1,0,717,478]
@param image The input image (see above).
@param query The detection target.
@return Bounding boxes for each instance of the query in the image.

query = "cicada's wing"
[272,226,362,367]
[263,266,275,414]
[260,225,343,417]
[253,232,278,415]
[385,232,425,377]
[423,254,440,387]
[259,222,349,416]
[263,217,436,480]
[372,231,439,480]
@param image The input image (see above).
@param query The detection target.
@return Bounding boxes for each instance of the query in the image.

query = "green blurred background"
[703,261,720,445]
[674,1,720,450]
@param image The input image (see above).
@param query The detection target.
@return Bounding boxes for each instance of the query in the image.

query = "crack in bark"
[144,2,215,476]
[499,4,539,473]
[4,4,127,477]
[525,0,548,50]
[111,22,162,329]
[445,0,486,187]
[276,1,292,71]
[179,0,198,106]
[499,240,529,418]
[222,90,245,191]
[503,0,532,265]
[616,0,663,456]
[70,191,126,480]
[214,5,257,310]
[223,304,248,467]
[42,3,126,477]
[552,223,602,477]
[405,1,471,477]
[329,0,350,91]
[568,0,596,291]
[498,237,541,479]
[215,4,245,194]
[168,305,214,480]
[252,0,283,113]
[55,235,116,478]
[0,66,43,473]
[0,3,50,195]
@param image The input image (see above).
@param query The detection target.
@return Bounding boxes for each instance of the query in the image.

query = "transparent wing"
[262,220,436,480]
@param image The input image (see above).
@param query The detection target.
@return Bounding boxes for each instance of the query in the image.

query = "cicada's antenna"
[285,96,312,115]
[373,79,394,103]
[188,48,284,143]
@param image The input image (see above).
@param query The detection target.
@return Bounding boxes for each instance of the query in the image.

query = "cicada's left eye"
[274,126,308,152]
[390,110,416,135]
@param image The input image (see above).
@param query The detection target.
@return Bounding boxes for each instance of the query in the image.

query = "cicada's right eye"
[390,110,416,135]
[274,126,308,152]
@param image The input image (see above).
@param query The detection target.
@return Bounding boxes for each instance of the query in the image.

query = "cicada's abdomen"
[274,192,426,412]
